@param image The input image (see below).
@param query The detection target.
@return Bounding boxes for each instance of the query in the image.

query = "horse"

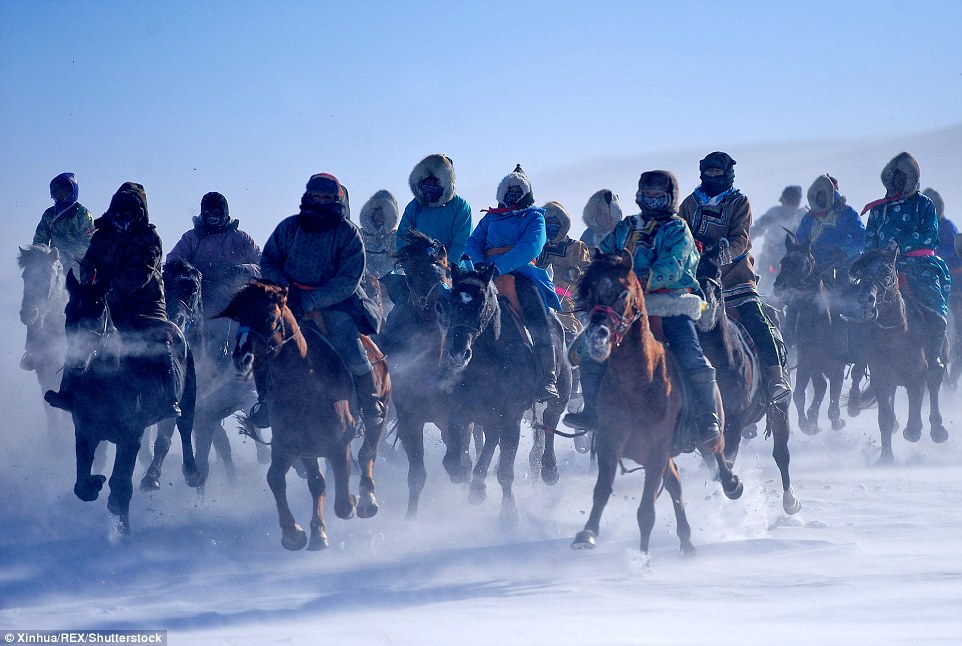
[57,269,200,535]
[139,259,259,491]
[698,245,800,515]
[220,280,389,550]
[435,261,570,523]
[570,252,743,557]
[772,232,847,435]
[847,247,949,463]
[17,244,70,439]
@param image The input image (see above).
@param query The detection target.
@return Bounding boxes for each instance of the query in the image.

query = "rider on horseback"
[45,182,182,424]
[565,170,722,446]
[537,201,591,327]
[797,175,866,282]
[251,173,385,429]
[24,173,94,371]
[861,152,952,371]
[679,152,792,405]
[465,165,563,402]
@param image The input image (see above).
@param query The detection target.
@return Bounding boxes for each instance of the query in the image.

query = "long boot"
[563,360,604,430]
[764,365,792,404]
[146,345,182,427]
[353,369,385,427]
[923,309,948,373]
[534,344,560,402]
[248,359,272,429]
[690,367,722,445]
[44,364,80,411]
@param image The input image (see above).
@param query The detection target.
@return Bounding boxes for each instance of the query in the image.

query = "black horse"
[17,244,70,440]
[139,260,259,491]
[436,263,569,522]
[773,232,847,434]
[697,246,800,515]
[58,270,201,535]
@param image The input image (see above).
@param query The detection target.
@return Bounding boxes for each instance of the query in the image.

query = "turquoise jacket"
[465,206,561,311]
[601,214,701,294]
[397,195,473,265]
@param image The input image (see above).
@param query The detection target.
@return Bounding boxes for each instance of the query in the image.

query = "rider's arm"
[302,224,365,311]
[647,220,695,291]
[464,214,489,265]
[260,218,293,285]
[447,197,473,264]
[491,211,546,275]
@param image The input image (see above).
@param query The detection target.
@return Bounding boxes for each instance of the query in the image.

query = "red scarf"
[861,192,903,216]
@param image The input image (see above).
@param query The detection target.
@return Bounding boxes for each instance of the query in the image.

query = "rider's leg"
[734,299,791,403]
[515,274,559,401]
[562,358,606,430]
[248,357,272,428]
[324,309,384,426]
[661,315,721,444]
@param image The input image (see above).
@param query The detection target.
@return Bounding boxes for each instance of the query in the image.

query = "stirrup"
[564,409,596,431]
[249,401,271,429]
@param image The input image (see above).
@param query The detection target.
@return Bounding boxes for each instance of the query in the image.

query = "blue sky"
[1,0,960,250]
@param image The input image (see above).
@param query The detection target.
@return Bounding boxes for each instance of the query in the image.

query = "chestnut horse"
[570,252,742,557]
[848,247,948,463]
[220,280,389,550]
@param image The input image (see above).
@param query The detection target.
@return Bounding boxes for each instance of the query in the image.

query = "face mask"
[420,183,444,204]
[503,186,524,207]
[545,218,562,241]
[638,194,671,213]
[112,210,139,232]
[202,211,229,232]
[700,172,733,197]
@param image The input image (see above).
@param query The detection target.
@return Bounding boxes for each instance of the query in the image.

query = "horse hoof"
[571,530,597,549]
[573,434,590,454]
[800,421,820,436]
[138,475,160,492]
[282,525,308,551]
[308,531,329,551]
[877,452,894,466]
[541,462,559,486]
[679,541,697,558]
[335,494,357,520]
[902,426,922,443]
[74,475,106,502]
[443,453,468,484]
[468,482,487,505]
[113,515,131,537]
[931,425,949,444]
[741,424,758,440]
[783,488,801,515]
[500,504,519,526]
[723,476,744,500]
[183,466,205,489]
[847,391,862,417]
[107,492,122,516]
[357,495,379,519]
[831,418,846,431]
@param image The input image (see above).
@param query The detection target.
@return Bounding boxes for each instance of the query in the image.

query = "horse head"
[162,259,203,334]
[695,244,725,332]
[848,246,900,323]
[18,244,65,326]
[575,250,645,363]
[437,262,498,373]
[217,280,292,379]
[773,228,817,302]
[395,228,450,316]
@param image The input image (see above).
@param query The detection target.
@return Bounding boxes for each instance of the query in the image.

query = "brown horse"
[571,252,742,558]
[219,280,390,550]
[848,247,948,463]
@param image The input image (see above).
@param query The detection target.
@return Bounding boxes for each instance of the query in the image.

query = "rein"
[590,304,641,348]
[238,313,300,358]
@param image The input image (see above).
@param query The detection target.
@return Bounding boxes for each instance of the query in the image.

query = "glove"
[285,288,305,318]
[717,238,733,265]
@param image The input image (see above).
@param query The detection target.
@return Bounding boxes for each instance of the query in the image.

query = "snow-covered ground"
[2,308,961,645]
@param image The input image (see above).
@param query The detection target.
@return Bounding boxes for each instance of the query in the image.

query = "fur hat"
[922,187,944,218]
[496,164,533,208]
[542,201,571,242]
[636,170,680,214]
[109,182,148,214]
[583,189,623,233]
[880,152,920,197]
[360,189,399,234]
[409,154,456,207]
[699,151,736,173]
[201,191,229,217]
[807,175,836,212]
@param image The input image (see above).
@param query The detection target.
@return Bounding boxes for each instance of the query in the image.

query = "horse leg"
[139,419,176,492]
[267,450,307,550]
[722,411,744,465]
[926,367,948,443]
[442,409,472,484]
[902,380,924,443]
[827,363,845,431]
[398,413,428,519]
[356,417,384,519]
[662,458,694,556]
[330,444,357,521]
[303,458,329,550]
[210,421,236,479]
[527,421,544,482]
[541,425,559,486]
[107,440,140,536]
[496,421,521,524]
[848,361,867,417]
[192,416,216,487]
[572,433,619,549]
[637,459,668,558]
[808,371,827,433]
[178,415,203,488]
[74,434,105,502]
[469,424,500,505]
[877,385,897,464]
[770,403,800,514]
[793,367,814,434]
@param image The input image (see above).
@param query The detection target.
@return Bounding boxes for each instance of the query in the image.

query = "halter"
[237,312,299,358]
[589,303,642,348]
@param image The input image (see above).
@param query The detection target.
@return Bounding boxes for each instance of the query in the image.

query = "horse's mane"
[17,243,58,269]
[394,229,448,267]
[575,253,634,309]
[849,247,894,277]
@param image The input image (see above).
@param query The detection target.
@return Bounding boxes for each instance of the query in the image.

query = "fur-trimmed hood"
[922,187,944,218]
[409,154,457,207]
[636,170,680,214]
[881,152,921,197]
[191,215,241,234]
[496,164,534,209]
[542,201,571,242]
[583,189,623,234]
[807,175,837,213]
[360,189,399,234]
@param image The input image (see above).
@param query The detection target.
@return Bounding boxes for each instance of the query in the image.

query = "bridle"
[236,309,299,358]
[589,303,641,348]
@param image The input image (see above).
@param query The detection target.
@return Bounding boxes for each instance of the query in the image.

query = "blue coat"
[465,207,561,311]
[397,195,473,265]
[937,217,962,271]
[796,204,866,271]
